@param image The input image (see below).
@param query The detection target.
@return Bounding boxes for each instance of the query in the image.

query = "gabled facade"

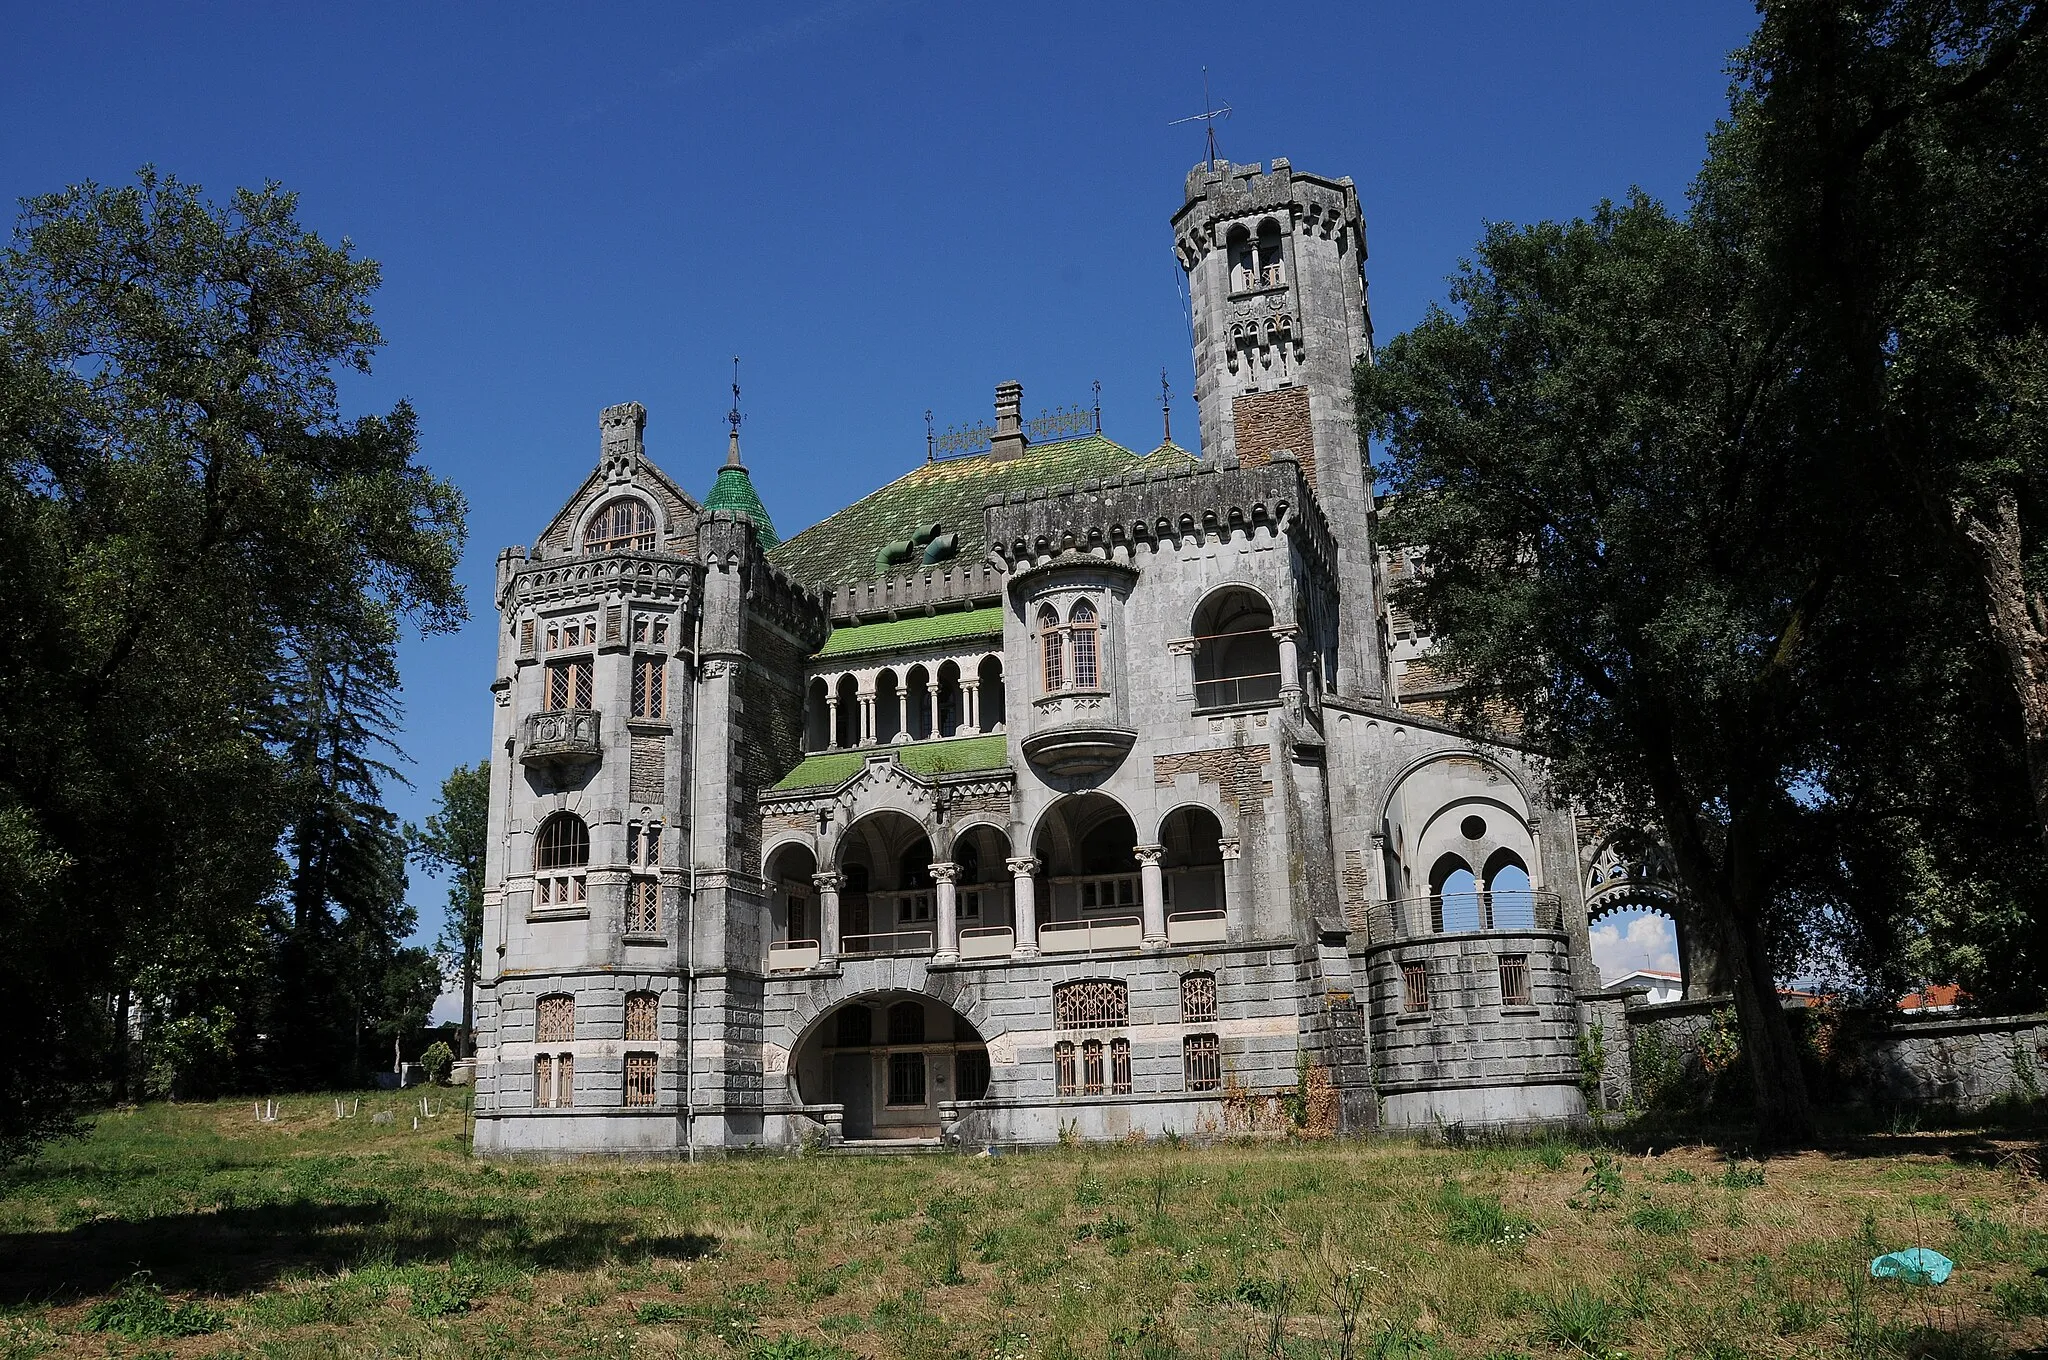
[474,156,1607,1155]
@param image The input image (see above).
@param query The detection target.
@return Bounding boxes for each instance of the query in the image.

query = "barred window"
[1498,954,1531,1008]
[1054,979,1128,1030]
[957,1048,991,1101]
[1183,1033,1222,1092]
[545,659,592,711]
[1180,972,1218,1023]
[624,1052,657,1107]
[1054,1040,1077,1096]
[1110,1038,1132,1095]
[557,1052,574,1105]
[627,878,661,934]
[536,993,575,1043]
[1082,1039,1105,1095]
[624,991,658,1042]
[1069,599,1099,689]
[584,497,656,553]
[1402,961,1431,1014]
[533,1053,555,1108]
[1039,606,1065,693]
[887,1052,926,1106]
[887,1000,926,1045]
[836,1005,872,1047]
[632,656,665,719]
[520,618,536,654]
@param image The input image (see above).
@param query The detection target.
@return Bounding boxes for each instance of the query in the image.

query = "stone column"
[1272,625,1302,698]
[1007,856,1040,956]
[859,691,875,746]
[813,871,843,963]
[962,680,980,734]
[1219,836,1245,943]
[929,861,959,961]
[825,695,841,750]
[1135,843,1167,947]
[1168,639,1199,704]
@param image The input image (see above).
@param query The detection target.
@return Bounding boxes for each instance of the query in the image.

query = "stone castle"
[473,154,1651,1155]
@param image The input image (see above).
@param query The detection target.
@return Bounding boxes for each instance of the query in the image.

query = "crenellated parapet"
[825,561,1007,624]
[697,511,829,649]
[503,548,700,613]
[983,456,1334,579]
[1172,159,1364,267]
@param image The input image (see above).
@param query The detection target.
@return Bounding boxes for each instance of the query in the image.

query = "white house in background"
[1607,969,1683,1004]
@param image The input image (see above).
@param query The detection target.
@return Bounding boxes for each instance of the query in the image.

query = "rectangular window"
[1110,1038,1132,1095]
[555,1052,574,1107]
[887,1052,927,1106]
[654,616,669,645]
[624,1052,657,1107]
[899,891,932,924]
[1402,961,1431,1014]
[1184,1034,1222,1092]
[633,657,665,719]
[627,821,662,870]
[627,879,661,934]
[958,888,982,920]
[1072,625,1098,689]
[533,1054,555,1108]
[787,893,809,940]
[1042,630,1064,693]
[1054,1040,1077,1096]
[546,659,592,711]
[1082,1040,1104,1095]
[1499,954,1531,1008]
[633,613,650,643]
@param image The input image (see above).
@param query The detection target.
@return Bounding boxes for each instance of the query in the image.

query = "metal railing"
[1233,264,1286,291]
[1193,672,1283,710]
[1040,915,1143,954]
[959,926,1014,960]
[1367,891,1562,941]
[767,939,821,972]
[1165,909,1227,946]
[841,929,935,957]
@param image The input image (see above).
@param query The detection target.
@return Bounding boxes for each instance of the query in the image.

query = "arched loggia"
[790,992,990,1141]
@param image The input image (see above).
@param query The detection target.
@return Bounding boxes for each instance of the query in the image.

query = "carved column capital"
[811,871,844,893]
[1133,843,1165,867]
[1005,856,1041,877]
[1217,837,1242,861]
[927,861,959,884]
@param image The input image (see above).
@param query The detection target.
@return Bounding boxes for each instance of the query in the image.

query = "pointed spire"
[726,355,746,468]
[703,356,778,548]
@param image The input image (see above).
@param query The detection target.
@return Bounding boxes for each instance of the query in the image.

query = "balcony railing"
[521,709,601,766]
[1367,891,1563,941]
[1233,264,1286,291]
[768,939,821,972]
[1165,909,1227,946]
[959,925,1014,960]
[841,929,935,957]
[1193,672,1283,710]
[1040,915,1143,954]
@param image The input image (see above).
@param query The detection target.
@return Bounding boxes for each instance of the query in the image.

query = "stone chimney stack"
[989,380,1027,461]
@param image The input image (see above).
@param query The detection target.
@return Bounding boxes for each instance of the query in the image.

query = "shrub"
[420,1041,454,1085]
[81,1275,224,1339]
[407,1261,482,1319]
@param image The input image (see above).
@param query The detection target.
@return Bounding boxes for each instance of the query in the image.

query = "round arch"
[836,810,935,951]
[575,492,665,554]
[787,990,990,1141]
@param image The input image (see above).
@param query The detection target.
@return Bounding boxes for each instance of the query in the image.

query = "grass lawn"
[1,1097,2045,1359]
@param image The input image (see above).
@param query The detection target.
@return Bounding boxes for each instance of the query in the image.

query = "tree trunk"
[1956,492,2048,844]
[1718,902,1814,1145]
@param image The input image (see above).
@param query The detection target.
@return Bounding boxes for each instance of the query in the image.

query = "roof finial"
[1160,368,1173,445]
[925,409,935,463]
[1168,66,1233,169]
[725,355,745,467]
[1092,379,1102,434]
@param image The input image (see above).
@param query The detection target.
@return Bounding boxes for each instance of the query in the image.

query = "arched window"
[624,991,658,1042]
[536,993,575,1042]
[887,1000,926,1045]
[1082,1039,1105,1095]
[1191,588,1281,710]
[1255,219,1285,287]
[1054,979,1128,1030]
[1228,224,1255,291]
[1110,1038,1132,1095]
[534,814,591,907]
[1039,605,1065,693]
[1068,599,1099,690]
[584,497,656,553]
[1180,972,1218,1023]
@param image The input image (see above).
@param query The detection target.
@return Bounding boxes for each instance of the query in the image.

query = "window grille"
[533,1053,554,1107]
[887,1000,926,1045]
[1069,599,1099,689]
[1180,972,1218,1023]
[536,993,575,1043]
[887,1052,926,1106]
[624,991,658,1041]
[627,821,663,870]
[957,1048,990,1101]
[536,816,590,870]
[1402,961,1431,1014]
[546,659,593,711]
[1183,1033,1222,1092]
[624,1052,657,1107]
[654,616,668,644]
[555,1051,574,1106]
[633,613,650,643]
[605,605,622,643]
[627,878,660,934]
[1054,979,1129,1030]
[1498,954,1531,1008]
[1054,1040,1077,1095]
[1110,1038,1132,1094]
[633,657,665,719]
[836,1006,872,1047]
[584,497,656,553]
[1082,1039,1105,1095]
[520,618,535,654]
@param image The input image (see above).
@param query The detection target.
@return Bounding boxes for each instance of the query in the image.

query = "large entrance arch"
[791,992,990,1141]
[838,810,936,954]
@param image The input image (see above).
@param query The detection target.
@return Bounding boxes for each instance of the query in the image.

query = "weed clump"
[1436,1178,1537,1251]
[81,1274,224,1339]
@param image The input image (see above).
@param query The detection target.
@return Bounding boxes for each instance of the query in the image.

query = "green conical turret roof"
[702,432,778,548]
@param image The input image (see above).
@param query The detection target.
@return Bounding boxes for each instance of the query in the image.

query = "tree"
[0,168,465,1155]
[411,761,491,1058]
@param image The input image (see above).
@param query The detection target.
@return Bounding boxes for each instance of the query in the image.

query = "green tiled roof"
[815,606,1004,661]
[702,464,778,548]
[766,434,1197,587]
[770,734,1012,791]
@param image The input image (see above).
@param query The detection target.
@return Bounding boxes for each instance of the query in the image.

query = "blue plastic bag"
[1870,1248,1953,1285]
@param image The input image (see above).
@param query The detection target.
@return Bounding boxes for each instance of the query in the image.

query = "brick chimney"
[990,380,1026,461]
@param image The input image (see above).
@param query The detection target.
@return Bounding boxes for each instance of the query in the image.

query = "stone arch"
[804,677,830,753]
[572,489,668,554]
[976,654,1006,733]
[1190,585,1281,710]
[836,810,935,949]
[1582,831,1715,999]
[833,673,859,749]
[874,668,902,744]
[786,987,992,1141]
[764,841,819,948]
[1377,751,1539,903]
[1157,803,1227,924]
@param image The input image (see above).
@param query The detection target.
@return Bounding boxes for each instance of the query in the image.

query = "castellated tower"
[1173,159,1385,700]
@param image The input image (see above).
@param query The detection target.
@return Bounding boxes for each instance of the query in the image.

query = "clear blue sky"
[3,2,1757,981]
